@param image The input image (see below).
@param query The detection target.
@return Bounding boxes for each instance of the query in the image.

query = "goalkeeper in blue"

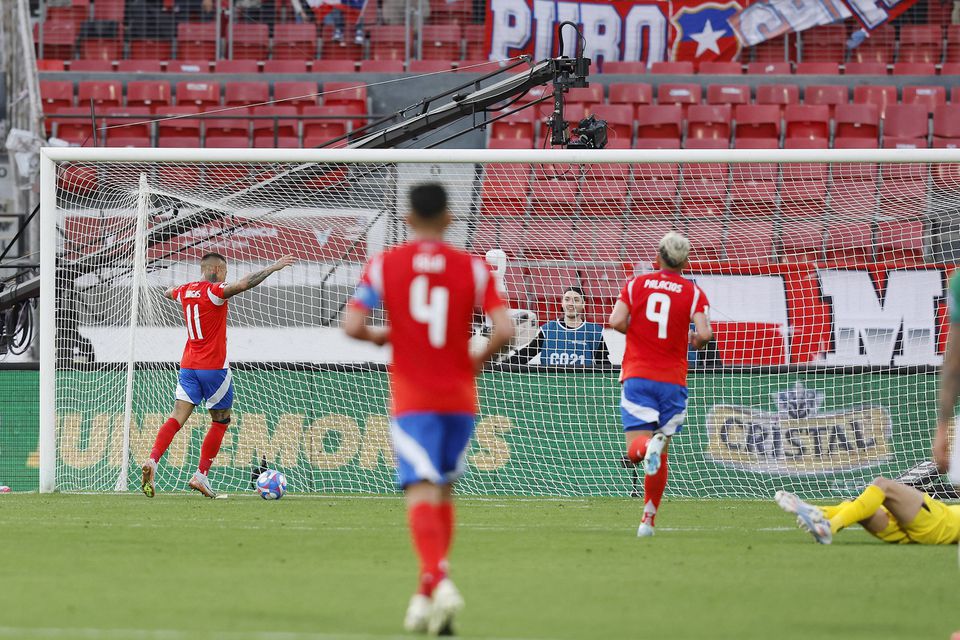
[505,286,610,367]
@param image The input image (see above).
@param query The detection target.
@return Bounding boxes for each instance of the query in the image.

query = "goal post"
[38,147,960,497]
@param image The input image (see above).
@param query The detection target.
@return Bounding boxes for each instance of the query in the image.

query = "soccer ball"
[256,470,287,500]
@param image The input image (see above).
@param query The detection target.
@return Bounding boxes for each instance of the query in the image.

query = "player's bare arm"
[221,255,297,299]
[343,305,390,346]
[689,311,713,350]
[472,305,514,371]
[608,300,629,334]
[163,286,177,300]
[935,324,960,471]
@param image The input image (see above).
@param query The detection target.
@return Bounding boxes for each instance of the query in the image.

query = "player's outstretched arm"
[343,305,389,346]
[608,300,629,334]
[473,305,514,372]
[935,325,960,471]
[162,286,178,300]
[689,311,713,350]
[221,255,296,299]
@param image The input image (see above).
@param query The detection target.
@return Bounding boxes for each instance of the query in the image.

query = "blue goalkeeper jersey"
[540,319,605,366]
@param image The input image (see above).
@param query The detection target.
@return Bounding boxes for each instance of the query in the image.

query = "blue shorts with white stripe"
[176,368,234,410]
[391,413,475,489]
[620,377,687,436]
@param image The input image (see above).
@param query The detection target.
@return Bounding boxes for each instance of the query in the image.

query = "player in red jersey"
[609,232,713,537]
[344,183,514,635]
[141,252,295,499]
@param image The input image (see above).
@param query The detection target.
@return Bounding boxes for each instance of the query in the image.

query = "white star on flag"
[691,19,724,57]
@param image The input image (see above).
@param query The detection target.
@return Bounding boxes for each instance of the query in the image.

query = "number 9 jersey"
[618,271,709,387]
[350,240,506,416]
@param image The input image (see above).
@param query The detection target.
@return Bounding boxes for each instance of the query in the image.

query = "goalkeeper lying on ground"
[775,477,960,545]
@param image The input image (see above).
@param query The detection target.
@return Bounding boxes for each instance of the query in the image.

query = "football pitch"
[1,494,957,640]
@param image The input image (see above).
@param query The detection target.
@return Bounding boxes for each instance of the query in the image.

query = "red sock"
[409,502,445,596]
[198,421,228,475]
[643,452,669,515]
[627,434,651,464]
[437,501,455,568]
[149,417,182,463]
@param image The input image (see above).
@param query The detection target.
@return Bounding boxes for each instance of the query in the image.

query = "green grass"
[0,494,957,640]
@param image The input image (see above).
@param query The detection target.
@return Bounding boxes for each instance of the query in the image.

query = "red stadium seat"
[603,61,648,74]
[322,81,367,126]
[369,25,407,60]
[684,137,727,149]
[902,85,946,113]
[68,59,112,72]
[706,84,749,106]
[231,23,269,60]
[656,83,701,109]
[844,62,888,75]
[947,25,960,63]
[568,85,604,108]
[523,222,576,260]
[204,135,250,148]
[623,221,674,266]
[429,0,471,25]
[587,104,633,144]
[687,104,731,141]
[683,220,723,262]
[756,84,799,116]
[116,59,163,73]
[825,219,873,262]
[781,221,825,262]
[632,159,679,216]
[94,0,124,21]
[804,85,847,116]
[680,156,727,218]
[608,83,653,117]
[41,80,75,110]
[479,165,530,217]
[941,63,960,75]
[128,39,172,60]
[166,60,211,73]
[214,60,260,74]
[834,103,879,140]
[487,137,534,149]
[784,104,830,140]
[463,24,486,60]
[734,104,780,140]
[635,105,682,141]
[36,59,65,71]
[799,25,846,63]
[273,23,318,60]
[78,80,123,108]
[156,106,202,138]
[48,106,94,143]
[106,134,151,148]
[176,81,221,109]
[79,34,122,61]
[580,265,629,321]
[525,264,580,321]
[263,60,309,74]
[421,25,461,61]
[850,25,895,64]
[176,22,217,60]
[530,179,579,215]
[650,61,694,74]
[274,81,319,112]
[954,87,960,104]
[472,217,526,259]
[103,106,153,139]
[899,25,943,64]
[853,85,896,118]
[579,178,629,215]
[358,60,404,72]
[879,164,928,215]
[490,109,537,140]
[796,62,840,75]
[876,220,925,263]
[746,62,791,74]
[725,220,775,264]
[893,62,937,76]
[224,81,268,107]
[204,107,252,143]
[35,21,76,60]
[408,60,453,73]
[933,105,960,145]
[781,158,828,217]
[751,34,796,63]
[252,105,299,146]
[698,61,742,74]
[302,105,354,146]
[883,104,929,146]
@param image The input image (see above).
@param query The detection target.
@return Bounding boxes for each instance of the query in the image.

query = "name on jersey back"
[413,253,446,273]
[643,279,683,293]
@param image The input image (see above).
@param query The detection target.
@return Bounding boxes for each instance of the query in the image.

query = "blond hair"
[658,232,691,269]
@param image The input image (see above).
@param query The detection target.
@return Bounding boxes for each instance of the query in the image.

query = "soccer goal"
[39,147,960,498]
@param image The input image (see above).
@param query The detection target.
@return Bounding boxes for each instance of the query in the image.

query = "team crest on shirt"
[705,384,893,475]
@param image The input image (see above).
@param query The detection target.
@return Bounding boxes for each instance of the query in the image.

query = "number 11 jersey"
[618,271,708,386]
[351,239,505,416]
[171,280,229,370]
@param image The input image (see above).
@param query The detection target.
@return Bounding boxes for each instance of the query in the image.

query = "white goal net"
[39,148,960,498]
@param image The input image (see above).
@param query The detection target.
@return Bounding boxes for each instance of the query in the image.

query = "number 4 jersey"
[171,280,229,370]
[351,240,506,416]
[619,271,709,387]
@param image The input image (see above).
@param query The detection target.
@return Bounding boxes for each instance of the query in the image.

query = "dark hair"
[563,286,585,298]
[201,252,227,266]
[409,183,448,220]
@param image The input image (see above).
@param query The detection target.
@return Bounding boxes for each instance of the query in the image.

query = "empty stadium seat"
[756,84,799,116]
[70,59,113,72]
[751,34,796,63]
[273,23,318,60]
[603,61,648,74]
[214,60,260,74]
[853,85,897,118]
[589,104,633,144]
[650,61,694,74]
[128,38,172,60]
[875,220,925,262]
[490,109,537,140]
[780,221,824,261]
[947,25,960,63]
[530,177,579,215]
[883,103,929,146]
[252,105,299,146]
[472,217,525,259]
[680,156,727,218]
[941,63,960,74]
[176,81,220,109]
[488,137,534,149]
[698,61,742,74]
[231,23,269,60]
[369,25,407,60]
[580,264,629,321]
[41,80,75,110]
[48,106,94,144]
[632,158,679,216]
[176,22,217,60]
[826,220,873,262]
[480,165,530,216]
[850,25,895,64]
[358,60,404,72]
[796,62,840,75]
[804,85,848,116]
[727,220,775,264]
[746,62,791,74]
[263,60,309,74]
[105,134,151,148]
[567,86,604,108]
[799,25,846,63]
[302,105,355,146]
[784,104,830,140]
[734,104,780,140]
[781,157,828,217]
[167,60,212,74]
[898,25,943,64]
[78,80,123,108]
[879,163,928,215]
[657,83,701,109]
[687,104,731,141]
[834,103,879,141]
[116,59,162,73]
[94,0,124,21]
[893,62,937,76]
[35,21,76,60]
[903,85,946,113]
[706,84,750,106]
[844,62,888,75]
[421,25,461,60]
[933,105,960,146]
[608,83,653,117]
[156,105,202,139]
[103,106,153,139]
[224,81,269,107]
[579,178,629,215]
[463,24,486,60]
[522,222,575,259]
[635,105,682,141]
[204,107,251,143]
[274,81,320,112]
[408,60,453,73]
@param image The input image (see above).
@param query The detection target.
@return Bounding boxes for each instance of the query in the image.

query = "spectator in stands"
[128,0,175,38]
[506,286,611,367]
[291,0,366,42]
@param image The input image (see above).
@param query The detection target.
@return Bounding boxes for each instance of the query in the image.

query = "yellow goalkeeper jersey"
[904,495,960,545]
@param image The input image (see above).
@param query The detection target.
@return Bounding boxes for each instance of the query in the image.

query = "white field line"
[0,627,560,640]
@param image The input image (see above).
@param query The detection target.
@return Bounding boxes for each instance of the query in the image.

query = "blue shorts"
[176,368,234,410]
[620,378,688,436]
[390,413,475,489]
